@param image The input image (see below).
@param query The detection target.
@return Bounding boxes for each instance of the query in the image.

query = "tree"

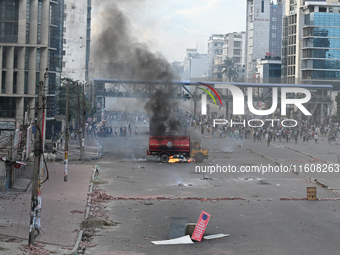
[57,78,95,126]
[336,92,340,118]
[222,57,238,82]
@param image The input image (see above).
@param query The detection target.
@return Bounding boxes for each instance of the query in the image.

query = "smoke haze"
[92,1,182,136]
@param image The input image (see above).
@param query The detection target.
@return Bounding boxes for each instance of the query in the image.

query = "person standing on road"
[303,132,306,144]
[135,127,138,136]
[265,132,270,146]
[314,132,318,143]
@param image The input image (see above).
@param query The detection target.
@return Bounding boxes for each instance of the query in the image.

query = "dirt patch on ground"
[81,217,118,228]
[91,179,109,185]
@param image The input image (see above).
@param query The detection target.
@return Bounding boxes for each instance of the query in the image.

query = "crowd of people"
[190,112,340,146]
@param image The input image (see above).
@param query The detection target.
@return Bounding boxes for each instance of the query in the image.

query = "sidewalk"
[0,136,101,254]
[45,135,102,162]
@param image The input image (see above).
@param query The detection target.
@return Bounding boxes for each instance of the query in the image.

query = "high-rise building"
[207,34,224,81]
[0,0,64,135]
[61,0,91,81]
[222,32,247,81]
[245,0,284,80]
[183,48,208,80]
[281,0,339,118]
[282,0,340,84]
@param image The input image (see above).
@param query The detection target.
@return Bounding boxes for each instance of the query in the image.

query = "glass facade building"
[302,11,340,80]
[282,0,340,83]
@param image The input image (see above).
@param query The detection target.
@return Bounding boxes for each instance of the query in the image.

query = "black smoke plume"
[92,1,181,135]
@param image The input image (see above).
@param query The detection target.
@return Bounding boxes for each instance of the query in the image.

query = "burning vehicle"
[147,135,209,163]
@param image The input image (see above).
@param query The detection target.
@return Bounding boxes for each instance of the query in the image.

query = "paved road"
[232,135,340,192]
[83,123,340,255]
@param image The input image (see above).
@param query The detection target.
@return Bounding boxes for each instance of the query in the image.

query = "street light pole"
[77,82,83,160]
[28,81,44,246]
[64,80,69,182]
[82,82,86,158]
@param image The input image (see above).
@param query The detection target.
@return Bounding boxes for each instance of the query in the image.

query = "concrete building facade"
[183,48,208,79]
[61,0,91,81]
[207,34,224,80]
[0,0,64,135]
[222,32,247,80]
[246,0,285,80]
[256,58,282,82]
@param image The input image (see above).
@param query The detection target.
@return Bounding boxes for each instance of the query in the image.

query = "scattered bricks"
[90,190,114,203]
[70,209,85,214]
[20,243,50,255]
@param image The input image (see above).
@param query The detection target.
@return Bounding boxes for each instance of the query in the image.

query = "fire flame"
[168,156,180,163]
[168,156,195,163]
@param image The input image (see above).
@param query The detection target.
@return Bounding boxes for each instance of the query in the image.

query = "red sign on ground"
[191,210,211,242]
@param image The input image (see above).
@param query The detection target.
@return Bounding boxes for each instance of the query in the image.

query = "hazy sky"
[92,0,246,63]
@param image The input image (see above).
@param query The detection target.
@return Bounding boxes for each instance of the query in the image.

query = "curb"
[54,138,103,162]
[64,166,96,255]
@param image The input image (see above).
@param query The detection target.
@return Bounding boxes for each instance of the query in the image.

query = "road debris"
[169,217,188,239]
[80,217,118,228]
[204,233,229,240]
[191,211,211,242]
[19,243,49,255]
[151,235,194,245]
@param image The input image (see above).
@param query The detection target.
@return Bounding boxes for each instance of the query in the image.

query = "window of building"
[272,33,276,38]
[64,14,67,21]
[272,25,276,30]
[234,41,242,47]
[36,49,40,70]
[63,39,66,44]
[13,72,17,94]
[1,72,5,93]
[37,24,41,44]
[261,0,264,13]
[234,49,242,55]
[319,7,326,13]
[63,27,66,33]
[64,4,67,9]
[63,50,66,55]
[62,62,65,67]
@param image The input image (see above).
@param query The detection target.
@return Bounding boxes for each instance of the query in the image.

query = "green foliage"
[336,92,340,117]
[222,57,239,82]
[57,78,93,122]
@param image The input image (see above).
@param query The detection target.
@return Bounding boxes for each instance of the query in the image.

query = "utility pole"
[76,82,83,160]
[90,82,93,110]
[64,80,69,182]
[28,81,44,246]
[82,82,86,159]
